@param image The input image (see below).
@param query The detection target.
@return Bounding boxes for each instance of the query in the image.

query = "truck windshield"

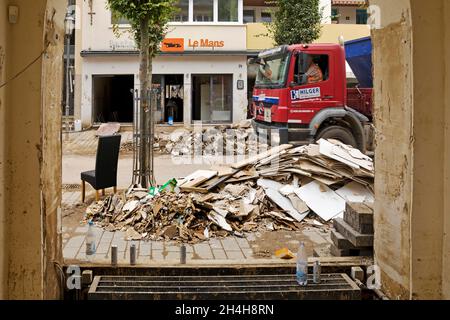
[255,53,290,87]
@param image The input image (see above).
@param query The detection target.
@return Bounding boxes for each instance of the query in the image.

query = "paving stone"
[152,241,164,250]
[302,230,328,245]
[75,226,89,233]
[63,246,80,259]
[208,238,223,249]
[165,245,180,252]
[313,245,332,258]
[194,243,213,259]
[241,248,254,258]
[64,235,85,248]
[235,237,250,249]
[139,241,151,256]
[112,238,128,252]
[152,250,164,260]
[226,250,245,260]
[101,231,115,240]
[221,237,240,251]
[212,249,227,259]
[164,251,179,261]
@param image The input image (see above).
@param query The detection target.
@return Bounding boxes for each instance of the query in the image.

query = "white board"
[294,181,346,221]
[336,181,375,204]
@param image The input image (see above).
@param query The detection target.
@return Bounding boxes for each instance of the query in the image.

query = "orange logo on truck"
[161,38,185,52]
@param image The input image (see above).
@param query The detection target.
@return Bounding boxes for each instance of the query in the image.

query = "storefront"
[77,1,248,127]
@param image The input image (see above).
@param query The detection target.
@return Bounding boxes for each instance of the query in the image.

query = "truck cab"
[251,41,373,152]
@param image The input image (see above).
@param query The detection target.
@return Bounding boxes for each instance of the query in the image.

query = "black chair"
[81,135,121,202]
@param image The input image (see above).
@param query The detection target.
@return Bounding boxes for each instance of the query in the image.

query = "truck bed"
[347,88,372,119]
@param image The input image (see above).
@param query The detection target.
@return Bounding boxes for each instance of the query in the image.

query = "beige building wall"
[371,0,450,299]
[0,0,65,299]
[246,23,370,50]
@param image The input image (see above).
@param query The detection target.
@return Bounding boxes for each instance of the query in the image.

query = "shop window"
[243,10,255,23]
[194,0,214,22]
[193,75,233,123]
[218,0,238,22]
[261,12,272,23]
[172,0,189,22]
[356,9,368,24]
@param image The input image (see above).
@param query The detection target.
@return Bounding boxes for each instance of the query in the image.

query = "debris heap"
[154,120,267,156]
[85,139,374,243]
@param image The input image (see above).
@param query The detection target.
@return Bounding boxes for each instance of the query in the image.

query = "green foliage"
[268,0,323,45]
[107,0,178,55]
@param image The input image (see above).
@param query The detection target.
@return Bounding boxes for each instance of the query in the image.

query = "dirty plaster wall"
[0,0,64,299]
[442,0,450,300]
[371,0,413,299]
[371,0,449,299]
[0,0,8,300]
[409,0,446,299]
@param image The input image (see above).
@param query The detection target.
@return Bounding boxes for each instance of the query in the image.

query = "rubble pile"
[154,120,267,156]
[85,139,374,243]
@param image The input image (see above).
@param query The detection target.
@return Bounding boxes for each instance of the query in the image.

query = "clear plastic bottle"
[86,220,96,260]
[296,242,308,286]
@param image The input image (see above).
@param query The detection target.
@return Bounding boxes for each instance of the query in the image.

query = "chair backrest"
[94,135,122,188]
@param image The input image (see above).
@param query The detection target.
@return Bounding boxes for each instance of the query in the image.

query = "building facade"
[74,0,361,128]
[331,0,369,25]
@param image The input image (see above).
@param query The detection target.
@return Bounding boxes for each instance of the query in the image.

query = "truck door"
[288,51,339,125]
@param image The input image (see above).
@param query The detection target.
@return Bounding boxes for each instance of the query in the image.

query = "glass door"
[192,74,233,123]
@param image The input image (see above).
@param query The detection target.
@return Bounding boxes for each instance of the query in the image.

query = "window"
[261,12,272,23]
[111,11,130,25]
[295,54,329,85]
[218,0,238,22]
[194,0,214,22]
[356,9,368,24]
[243,10,255,23]
[255,52,290,87]
[331,8,339,23]
[173,0,189,22]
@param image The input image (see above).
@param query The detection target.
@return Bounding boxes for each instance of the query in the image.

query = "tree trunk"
[139,16,150,187]
[148,53,155,186]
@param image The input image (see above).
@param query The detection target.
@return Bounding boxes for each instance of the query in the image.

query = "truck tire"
[316,126,357,148]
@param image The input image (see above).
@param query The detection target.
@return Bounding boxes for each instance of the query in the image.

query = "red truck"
[250,38,373,152]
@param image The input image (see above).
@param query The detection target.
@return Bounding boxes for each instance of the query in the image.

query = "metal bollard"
[180,245,187,264]
[111,245,118,266]
[313,261,321,283]
[130,244,137,265]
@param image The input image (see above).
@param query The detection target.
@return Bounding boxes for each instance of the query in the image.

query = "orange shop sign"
[161,38,185,52]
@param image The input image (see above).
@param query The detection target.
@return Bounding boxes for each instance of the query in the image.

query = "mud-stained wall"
[371,0,413,299]
[409,0,446,299]
[0,0,64,299]
[0,0,9,300]
[442,0,450,300]
[371,0,449,299]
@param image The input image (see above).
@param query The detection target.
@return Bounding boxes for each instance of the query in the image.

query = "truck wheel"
[316,126,357,147]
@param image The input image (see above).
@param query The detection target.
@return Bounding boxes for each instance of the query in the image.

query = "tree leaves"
[268,0,323,45]
[107,0,178,55]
